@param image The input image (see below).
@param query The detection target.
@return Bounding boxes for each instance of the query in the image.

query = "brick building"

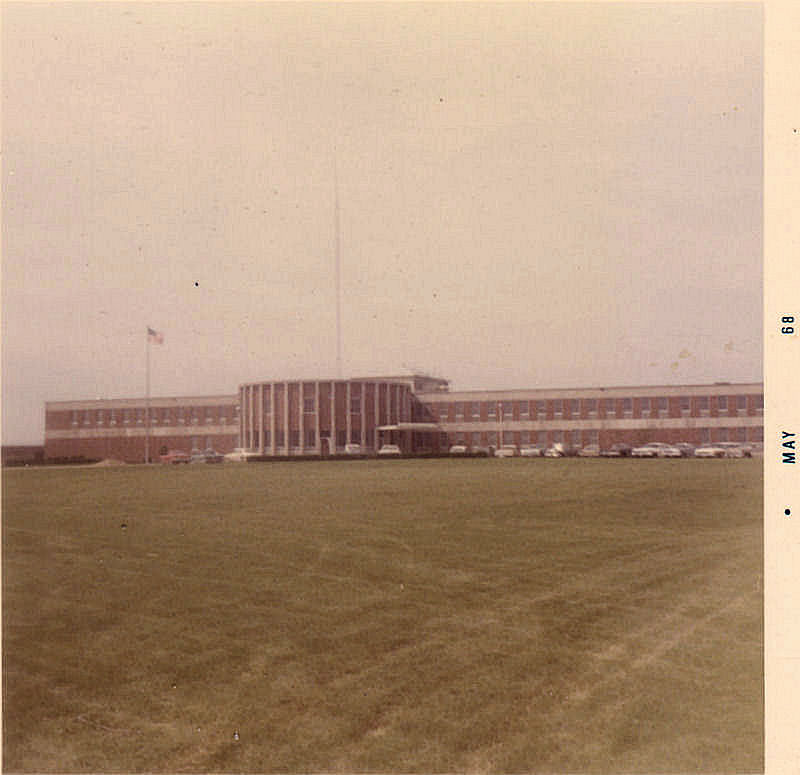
[43,377,763,462]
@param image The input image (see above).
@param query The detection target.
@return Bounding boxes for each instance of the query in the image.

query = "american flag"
[147,327,164,345]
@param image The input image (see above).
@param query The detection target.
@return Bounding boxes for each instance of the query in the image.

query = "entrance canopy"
[377,422,441,432]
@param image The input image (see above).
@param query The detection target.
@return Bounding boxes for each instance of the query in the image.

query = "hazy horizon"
[2,2,763,444]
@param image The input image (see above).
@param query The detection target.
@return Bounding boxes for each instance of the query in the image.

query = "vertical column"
[374,382,380,450]
[258,384,265,454]
[346,382,352,449]
[299,382,305,455]
[270,383,276,456]
[239,387,244,449]
[249,385,255,451]
[315,381,321,453]
[330,381,337,453]
[284,381,290,456]
[361,384,366,449]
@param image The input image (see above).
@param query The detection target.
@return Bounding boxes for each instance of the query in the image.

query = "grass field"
[3,458,762,773]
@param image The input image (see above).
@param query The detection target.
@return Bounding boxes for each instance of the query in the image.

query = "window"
[439,404,449,420]
[520,430,531,444]
[109,409,116,426]
[570,429,580,446]
[337,430,347,447]
[736,427,747,442]
[191,408,199,425]
[680,396,690,414]
[487,402,496,418]
[263,430,271,447]
[588,429,599,445]
[700,428,711,443]
[177,407,185,424]
[124,409,132,425]
[306,429,316,447]
[71,410,79,426]
[622,398,632,416]
[737,395,747,412]
[750,426,764,442]
[304,396,316,414]
[718,395,728,412]
[537,431,547,447]
[206,407,214,424]
[471,431,481,446]
[263,393,272,415]
[501,401,512,418]
[502,430,514,444]
[536,400,546,417]
[658,396,668,415]
[586,398,597,416]
[553,430,564,443]
[471,402,481,419]
[553,399,563,418]
[350,396,360,414]
[487,431,498,445]
[83,409,91,425]
[456,432,465,443]
[350,429,360,444]
[604,399,616,417]
[698,396,710,415]
[570,399,579,416]
[717,427,729,442]
[519,401,529,418]
[756,394,764,413]
[455,402,464,418]
[136,408,144,425]
[276,430,285,447]
[641,397,650,417]
[290,430,300,447]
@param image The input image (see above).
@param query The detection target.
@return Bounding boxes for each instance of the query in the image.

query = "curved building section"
[238,376,446,456]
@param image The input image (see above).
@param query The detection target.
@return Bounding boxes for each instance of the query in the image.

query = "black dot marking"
[785,508,791,516]
[194,282,199,287]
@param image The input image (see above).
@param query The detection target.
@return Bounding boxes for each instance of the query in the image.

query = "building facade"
[420,382,764,452]
[42,378,763,462]
[44,395,239,462]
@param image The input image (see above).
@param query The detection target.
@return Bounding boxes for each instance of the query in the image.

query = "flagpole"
[145,329,151,464]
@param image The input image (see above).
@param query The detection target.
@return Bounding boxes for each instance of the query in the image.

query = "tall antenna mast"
[334,149,342,379]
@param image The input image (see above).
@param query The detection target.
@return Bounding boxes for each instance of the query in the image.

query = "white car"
[631,442,682,458]
[449,444,468,455]
[577,444,600,457]
[344,443,363,455]
[519,445,542,457]
[494,445,518,458]
[695,442,749,458]
[223,448,259,462]
[378,444,402,456]
[544,443,565,458]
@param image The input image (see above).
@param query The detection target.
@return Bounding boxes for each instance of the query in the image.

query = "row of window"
[452,426,764,446]
[436,394,763,421]
[246,392,394,417]
[70,406,238,426]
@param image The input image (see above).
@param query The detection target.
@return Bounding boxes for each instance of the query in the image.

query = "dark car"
[203,448,224,463]
[600,443,632,458]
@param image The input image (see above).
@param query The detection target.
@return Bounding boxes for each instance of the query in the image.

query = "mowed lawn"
[3,459,762,773]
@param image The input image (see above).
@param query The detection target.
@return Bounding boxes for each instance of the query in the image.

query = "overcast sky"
[2,2,762,444]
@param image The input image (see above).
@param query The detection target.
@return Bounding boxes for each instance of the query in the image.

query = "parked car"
[203,448,224,463]
[378,444,402,456]
[600,443,632,458]
[160,449,191,464]
[631,442,682,458]
[544,443,565,458]
[577,444,600,457]
[519,445,542,457]
[449,444,468,455]
[695,441,750,458]
[674,442,696,458]
[223,447,259,462]
[717,442,752,457]
[344,443,363,455]
[495,445,518,458]
[189,448,207,463]
[472,446,492,457]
